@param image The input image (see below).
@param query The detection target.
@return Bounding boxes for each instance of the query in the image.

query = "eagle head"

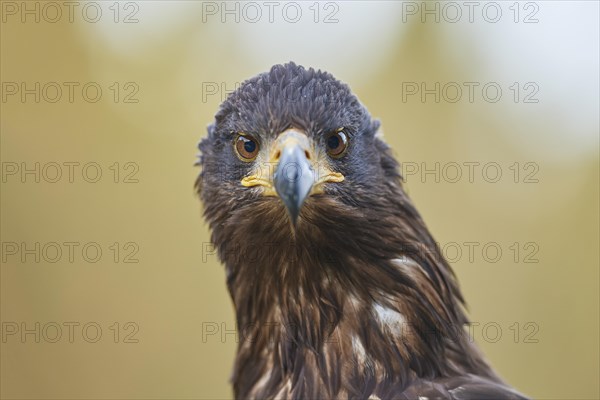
[198,62,390,231]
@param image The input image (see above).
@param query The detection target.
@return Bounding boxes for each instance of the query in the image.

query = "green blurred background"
[1,1,598,399]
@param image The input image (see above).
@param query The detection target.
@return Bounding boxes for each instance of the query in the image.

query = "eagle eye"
[326,129,348,158]
[234,134,259,162]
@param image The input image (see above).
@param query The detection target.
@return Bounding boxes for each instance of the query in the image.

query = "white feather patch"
[352,335,367,362]
[373,303,406,337]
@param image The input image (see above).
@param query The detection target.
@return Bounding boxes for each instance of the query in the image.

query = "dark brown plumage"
[196,62,528,399]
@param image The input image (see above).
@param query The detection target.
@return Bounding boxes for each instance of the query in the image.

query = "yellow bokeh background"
[1,1,598,399]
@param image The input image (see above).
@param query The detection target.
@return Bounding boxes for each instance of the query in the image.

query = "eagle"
[196,62,528,400]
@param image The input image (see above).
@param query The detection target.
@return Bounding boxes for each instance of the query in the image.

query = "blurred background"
[1,1,598,399]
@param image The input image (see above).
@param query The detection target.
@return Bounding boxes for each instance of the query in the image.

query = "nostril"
[274,150,281,161]
[304,150,311,160]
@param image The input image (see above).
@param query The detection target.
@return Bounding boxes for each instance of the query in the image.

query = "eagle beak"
[273,130,314,225]
[240,128,345,224]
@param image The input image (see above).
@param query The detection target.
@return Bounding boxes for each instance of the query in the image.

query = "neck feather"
[206,190,496,398]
